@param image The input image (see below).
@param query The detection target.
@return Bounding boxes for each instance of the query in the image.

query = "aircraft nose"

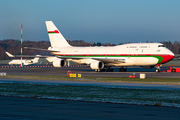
[167,51,175,61]
[170,53,175,60]
[160,51,175,64]
[169,51,175,60]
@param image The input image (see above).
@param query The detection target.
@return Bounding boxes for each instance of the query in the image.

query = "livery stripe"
[48,30,59,34]
[51,53,174,64]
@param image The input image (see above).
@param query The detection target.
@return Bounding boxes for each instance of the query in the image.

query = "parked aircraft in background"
[5,52,41,66]
[25,21,175,72]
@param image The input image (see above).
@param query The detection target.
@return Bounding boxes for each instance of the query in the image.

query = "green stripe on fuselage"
[54,54,163,64]
[48,32,56,34]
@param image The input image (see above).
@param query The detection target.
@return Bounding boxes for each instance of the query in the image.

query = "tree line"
[0,39,179,60]
[0,39,50,60]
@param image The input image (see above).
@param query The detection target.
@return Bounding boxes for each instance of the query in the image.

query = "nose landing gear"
[156,64,161,72]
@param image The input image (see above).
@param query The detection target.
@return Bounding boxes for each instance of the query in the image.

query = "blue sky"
[0,0,180,44]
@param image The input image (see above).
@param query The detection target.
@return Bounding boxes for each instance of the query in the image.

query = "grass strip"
[1,75,180,85]
[0,83,180,107]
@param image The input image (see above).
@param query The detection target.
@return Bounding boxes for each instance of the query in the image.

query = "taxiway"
[0,66,180,78]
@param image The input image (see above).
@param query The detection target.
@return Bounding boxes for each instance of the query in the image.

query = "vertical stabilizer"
[45,21,71,48]
[5,52,14,57]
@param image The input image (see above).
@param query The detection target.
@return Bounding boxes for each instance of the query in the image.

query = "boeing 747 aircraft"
[26,21,175,72]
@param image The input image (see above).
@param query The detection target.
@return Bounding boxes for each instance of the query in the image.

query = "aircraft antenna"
[20,24,24,66]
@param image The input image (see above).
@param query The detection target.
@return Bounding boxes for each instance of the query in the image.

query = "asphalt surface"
[1,96,180,120]
[1,66,180,119]
[0,66,180,78]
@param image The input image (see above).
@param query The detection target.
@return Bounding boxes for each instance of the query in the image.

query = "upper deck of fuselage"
[51,43,174,55]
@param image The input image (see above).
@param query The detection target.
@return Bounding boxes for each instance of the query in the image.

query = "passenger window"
[140,46,147,48]
[130,46,137,48]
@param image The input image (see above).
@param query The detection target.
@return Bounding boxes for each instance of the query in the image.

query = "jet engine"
[142,65,155,69]
[90,61,104,70]
[53,58,66,67]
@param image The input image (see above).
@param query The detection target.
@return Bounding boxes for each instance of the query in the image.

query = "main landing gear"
[95,67,113,72]
[95,67,127,72]
[119,67,127,72]
[155,64,161,73]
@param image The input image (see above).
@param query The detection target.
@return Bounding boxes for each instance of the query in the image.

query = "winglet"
[5,52,14,57]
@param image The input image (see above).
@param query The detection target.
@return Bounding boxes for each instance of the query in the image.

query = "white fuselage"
[50,43,174,67]
[8,58,39,66]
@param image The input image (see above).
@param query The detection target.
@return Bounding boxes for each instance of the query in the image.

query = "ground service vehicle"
[167,67,180,72]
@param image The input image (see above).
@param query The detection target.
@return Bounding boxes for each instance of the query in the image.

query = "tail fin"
[5,52,14,57]
[45,21,71,48]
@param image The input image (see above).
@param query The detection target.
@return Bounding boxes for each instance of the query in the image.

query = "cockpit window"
[158,45,166,47]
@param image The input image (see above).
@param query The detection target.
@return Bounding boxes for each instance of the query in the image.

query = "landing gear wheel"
[119,67,127,72]
[156,69,160,73]
[95,67,114,72]
[105,67,113,72]
[95,69,100,72]
[123,68,127,72]
[155,64,161,73]
[119,68,122,72]
[110,69,113,72]
[171,69,176,72]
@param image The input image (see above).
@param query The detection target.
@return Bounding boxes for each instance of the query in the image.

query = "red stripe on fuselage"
[158,55,174,64]
[48,30,59,33]
[52,53,174,64]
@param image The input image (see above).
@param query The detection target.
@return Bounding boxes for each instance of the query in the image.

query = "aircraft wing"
[5,51,55,58]
[93,58,125,64]
[6,50,126,64]
[24,47,59,52]
[54,57,126,64]
[6,54,54,58]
